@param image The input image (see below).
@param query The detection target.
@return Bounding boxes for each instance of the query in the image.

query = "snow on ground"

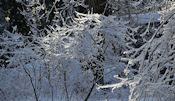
[10,85,130,101]
[121,13,161,24]
[14,96,161,101]
[132,13,160,24]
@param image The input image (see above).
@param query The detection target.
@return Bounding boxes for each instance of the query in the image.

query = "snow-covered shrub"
[0,0,130,100]
[20,0,86,35]
[0,28,45,101]
[0,29,43,68]
[98,3,175,101]
[41,11,128,100]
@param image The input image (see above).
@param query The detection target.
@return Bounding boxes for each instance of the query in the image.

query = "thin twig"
[84,83,95,101]
[24,67,39,101]
[0,88,6,101]
[149,12,175,43]
[64,72,69,101]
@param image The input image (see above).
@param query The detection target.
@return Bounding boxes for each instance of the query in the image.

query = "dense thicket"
[0,0,175,101]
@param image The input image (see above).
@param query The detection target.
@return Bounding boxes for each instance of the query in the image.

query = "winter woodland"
[0,0,175,101]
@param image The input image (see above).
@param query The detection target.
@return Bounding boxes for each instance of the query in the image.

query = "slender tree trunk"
[84,83,95,101]
[24,67,39,101]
